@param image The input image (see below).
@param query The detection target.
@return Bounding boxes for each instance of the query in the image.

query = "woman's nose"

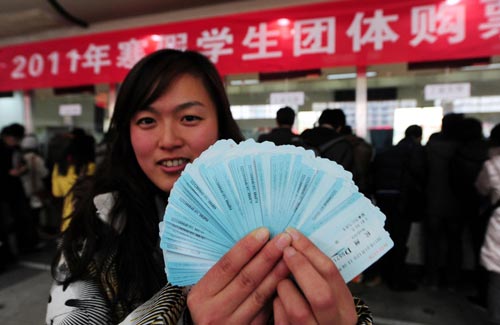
[158,124,183,150]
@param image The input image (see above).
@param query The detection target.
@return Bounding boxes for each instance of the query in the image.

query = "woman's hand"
[187,227,292,324]
[273,228,357,325]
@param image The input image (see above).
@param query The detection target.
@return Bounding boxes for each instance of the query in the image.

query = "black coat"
[372,137,426,220]
[257,127,301,146]
[425,133,462,218]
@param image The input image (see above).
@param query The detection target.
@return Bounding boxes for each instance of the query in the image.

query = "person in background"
[46,49,371,324]
[257,106,301,146]
[300,108,342,147]
[475,123,500,325]
[0,123,31,267]
[45,131,74,235]
[424,113,464,290]
[368,125,426,291]
[95,131,111,167]
[51,128,96,232]
[300,108,354,172]
[20,134,49,246]
[341,124,374,198]
[450,117,489,306]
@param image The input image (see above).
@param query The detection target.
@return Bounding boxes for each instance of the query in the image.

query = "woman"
[20,134,49,246]
[51,128,96,231]
[46,49,370,324]
[475,123,500,325]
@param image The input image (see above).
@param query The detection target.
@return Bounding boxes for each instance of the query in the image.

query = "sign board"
[1,0,499,91]
[270,92,305,106]
[424,83,471,101]
[59,104,82,116]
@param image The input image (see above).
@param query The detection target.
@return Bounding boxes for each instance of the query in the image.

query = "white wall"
[0,92,24,130]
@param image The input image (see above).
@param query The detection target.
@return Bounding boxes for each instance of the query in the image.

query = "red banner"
[0,0,499,91]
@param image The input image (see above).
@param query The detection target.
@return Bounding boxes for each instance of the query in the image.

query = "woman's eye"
[137,117,155,125]
[182,115,202,123]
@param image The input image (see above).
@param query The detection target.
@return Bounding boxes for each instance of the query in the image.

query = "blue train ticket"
[161,139,393,286]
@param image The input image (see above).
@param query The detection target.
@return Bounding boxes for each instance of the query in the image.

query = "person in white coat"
[20,135,49,246]
[475,123,500,325]
[20,135,49,212]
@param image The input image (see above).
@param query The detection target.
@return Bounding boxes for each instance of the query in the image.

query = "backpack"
[305,136,354,172]
[349,137,374,195]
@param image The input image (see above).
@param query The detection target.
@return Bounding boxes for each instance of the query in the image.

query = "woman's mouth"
[160,159,188,167]
[158,158,189,172]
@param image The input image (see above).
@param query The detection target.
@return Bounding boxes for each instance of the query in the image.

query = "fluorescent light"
[461,63,500,71]
[229,79,259,86]
[326,71,377,80]
[277,18,291,27]
[327,73,356,80]
[150,34,162,41]
[244,79,259,85]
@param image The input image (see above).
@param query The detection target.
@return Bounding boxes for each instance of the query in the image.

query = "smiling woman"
[130,74,219,192]
[45,49,372,325]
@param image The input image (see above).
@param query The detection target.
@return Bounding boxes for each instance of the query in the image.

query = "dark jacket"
[257,127,301,146]
[344,134,373,196]
[299,127,354,172]
[450,138,489,216]
[425,133,462,217]
[372,136,426,219]
[300,126,339,148]
[0,140,26,201]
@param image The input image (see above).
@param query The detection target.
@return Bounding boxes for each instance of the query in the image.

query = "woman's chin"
[157,176,180,193]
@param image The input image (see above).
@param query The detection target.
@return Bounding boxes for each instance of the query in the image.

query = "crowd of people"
[258,107,500,324]
[0,123,97,270]
[1,48,499,324]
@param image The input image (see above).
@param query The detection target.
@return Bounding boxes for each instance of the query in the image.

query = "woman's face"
[130,74,219,192]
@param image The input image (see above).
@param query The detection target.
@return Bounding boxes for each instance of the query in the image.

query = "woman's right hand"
[187,227,292,324]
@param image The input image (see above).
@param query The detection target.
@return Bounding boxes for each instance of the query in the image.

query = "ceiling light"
[277,18,291,27]
[461,63,500,71]
[229,79,259,86]
[326,71,377,80]
[150,34,162,41]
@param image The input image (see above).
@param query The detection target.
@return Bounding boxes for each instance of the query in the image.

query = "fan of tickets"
[160,139,393,286]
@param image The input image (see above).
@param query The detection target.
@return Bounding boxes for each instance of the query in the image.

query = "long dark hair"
[56,129,95,175]
[53,49,244,319]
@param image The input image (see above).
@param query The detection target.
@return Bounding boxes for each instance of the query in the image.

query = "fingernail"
[275,232,292,250]
[285,227,300,241]
[253,227,269,242]
[284,246,296,257]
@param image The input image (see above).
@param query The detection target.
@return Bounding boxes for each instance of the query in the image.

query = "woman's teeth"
[161,159,186,167]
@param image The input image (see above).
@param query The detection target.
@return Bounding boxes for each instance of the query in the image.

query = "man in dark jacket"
[300,108,354,172]
[341,125,373,197]
[451,117,489,305]
[0,123,28,271]
[371,124,426,291]
[257,106,301,146]
[424,113,464,289]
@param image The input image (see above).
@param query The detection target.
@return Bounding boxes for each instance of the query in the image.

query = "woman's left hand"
[273,228,358,325]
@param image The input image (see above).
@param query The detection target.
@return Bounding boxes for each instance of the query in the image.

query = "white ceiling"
[0,0,238,39]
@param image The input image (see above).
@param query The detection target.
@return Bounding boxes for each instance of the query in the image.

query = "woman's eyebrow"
[175,100,205,112]
[140,106,157,113]
[141,100,205,113]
